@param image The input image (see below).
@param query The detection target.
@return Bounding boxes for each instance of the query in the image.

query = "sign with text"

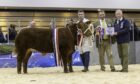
[106,27,114,35]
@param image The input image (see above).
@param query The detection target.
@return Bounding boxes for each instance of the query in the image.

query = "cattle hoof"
[69,70,74,72]
[24,72,28,74]
[64,71,69,73]
[69,69,74,72]
[18,72,21,74]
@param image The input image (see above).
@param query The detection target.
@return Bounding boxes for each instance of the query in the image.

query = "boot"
[82,67,89,72]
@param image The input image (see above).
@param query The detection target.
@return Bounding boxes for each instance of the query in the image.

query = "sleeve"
[93,21,99,28]
[89,23,94,34]
[93,21,99,35]
[107,19,115,27]
[117,20,130,35]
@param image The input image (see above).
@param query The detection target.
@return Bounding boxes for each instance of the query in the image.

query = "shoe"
[82,68,89,72]
[121,70,128,72]
[101,68,105,71]
[116,69,123,72]
[111,69,116,72]
[118,69,128,72]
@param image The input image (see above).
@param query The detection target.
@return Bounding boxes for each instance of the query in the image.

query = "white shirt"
[77,18,93,54]
[117,17,123,24]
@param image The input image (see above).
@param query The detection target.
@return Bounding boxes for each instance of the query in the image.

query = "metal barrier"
[0,17,140,64]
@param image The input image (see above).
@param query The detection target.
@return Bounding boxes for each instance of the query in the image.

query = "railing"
[0,17,139,64]
[0,17,140,45]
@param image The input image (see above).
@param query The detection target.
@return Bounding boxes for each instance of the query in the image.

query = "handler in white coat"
[77,10,94,72]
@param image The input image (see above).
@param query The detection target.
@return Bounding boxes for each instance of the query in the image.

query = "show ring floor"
[0,64,140,84]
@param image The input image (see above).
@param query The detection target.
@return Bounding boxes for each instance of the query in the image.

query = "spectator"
[9,24,17,40]
[0,28,6,43]
[114,9,130,72]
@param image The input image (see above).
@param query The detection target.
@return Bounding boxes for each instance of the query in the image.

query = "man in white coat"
[77,10,94,72]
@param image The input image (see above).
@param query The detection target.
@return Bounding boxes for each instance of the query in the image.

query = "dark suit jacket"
[114,18,130,44]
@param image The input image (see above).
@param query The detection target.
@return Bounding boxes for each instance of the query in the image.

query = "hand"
[77,29,83,35]
[114,32,117,35]
[110,32,117,36]
[96,26,101,29]
[96,32,100,36]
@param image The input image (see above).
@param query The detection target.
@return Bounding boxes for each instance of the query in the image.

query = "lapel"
[105,19,113,27]
[120,18,125,29]
[94,18,113,27]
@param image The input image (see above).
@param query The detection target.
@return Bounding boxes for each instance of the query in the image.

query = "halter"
[66,24,74,39]
[76,24,83,47]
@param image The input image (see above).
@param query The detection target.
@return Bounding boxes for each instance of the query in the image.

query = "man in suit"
[94,10,115,72]
[114,9,130,72]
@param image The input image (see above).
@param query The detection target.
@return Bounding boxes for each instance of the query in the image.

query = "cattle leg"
[68,53,73,72]
[17,53,23,74]
[23,50,32,74]
[61,55,68,73]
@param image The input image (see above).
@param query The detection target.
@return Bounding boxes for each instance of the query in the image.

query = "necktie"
[102,20,108,39]
[102,20,106,28]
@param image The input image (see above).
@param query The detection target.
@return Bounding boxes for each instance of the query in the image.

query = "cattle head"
[77,21,92,37]
[66,21,78,45]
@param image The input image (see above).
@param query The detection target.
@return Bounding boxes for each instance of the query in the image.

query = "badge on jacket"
[120,22,124,29]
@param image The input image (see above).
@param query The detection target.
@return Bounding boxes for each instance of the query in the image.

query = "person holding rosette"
[94,10,116,72]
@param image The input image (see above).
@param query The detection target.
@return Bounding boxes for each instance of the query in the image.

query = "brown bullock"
[15,23,78,74]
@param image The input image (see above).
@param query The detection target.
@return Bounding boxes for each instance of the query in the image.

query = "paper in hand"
[105,27,114,35]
